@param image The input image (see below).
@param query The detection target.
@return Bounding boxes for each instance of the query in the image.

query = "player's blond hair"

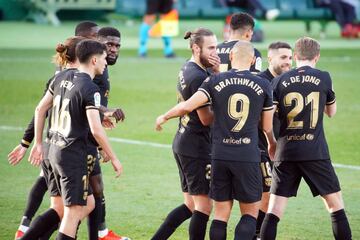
[52,36,85,67]
[294,37,320,61]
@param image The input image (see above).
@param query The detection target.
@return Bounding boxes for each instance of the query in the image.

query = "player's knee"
[323,192,344,212]
[50,196,64,219]
[89,175,104,198]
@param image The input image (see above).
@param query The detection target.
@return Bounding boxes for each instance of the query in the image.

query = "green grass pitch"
[0,20,359,239]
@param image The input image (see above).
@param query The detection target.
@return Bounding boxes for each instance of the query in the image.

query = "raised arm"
[155,90,209,131]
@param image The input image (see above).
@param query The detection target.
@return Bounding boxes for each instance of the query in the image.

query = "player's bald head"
[230,40,254,64]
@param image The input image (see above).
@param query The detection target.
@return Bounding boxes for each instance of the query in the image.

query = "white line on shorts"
[1,125,359,170]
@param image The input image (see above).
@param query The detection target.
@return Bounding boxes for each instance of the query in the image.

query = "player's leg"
[151,192,194,240]
[15,173,47,239]
[209,160,234,240]
[209,200,232,240]
[231,162,262,240]
[20,196,63,240]
[301,160,351,240]
[151,152,194,240]
[186,156,212,240]
[235,201,261,240]
[256,159,272,238]
[322,192,352,240]
[260,162,301,240]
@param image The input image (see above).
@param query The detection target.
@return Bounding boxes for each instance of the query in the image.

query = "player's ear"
[193,44,200,56]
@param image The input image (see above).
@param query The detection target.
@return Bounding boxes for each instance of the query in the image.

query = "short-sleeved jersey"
[48,71,101,151]
[172,61,211,158]
[88,67,110,147]
[93,67,110,107]
[217,40,262,73]
[199,69,273,162]
[272,66,336,161]
[257,69,278,157]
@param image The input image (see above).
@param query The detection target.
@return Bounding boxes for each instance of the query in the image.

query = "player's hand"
[111,159,123,178]
[8,144,28,166]
[102,116,116,129]
[28,143,43,167]
[268,142,276,161]
[208,53,221,73]
[99,148,111,163]
[104,108,125,123]
[155,115,167,131]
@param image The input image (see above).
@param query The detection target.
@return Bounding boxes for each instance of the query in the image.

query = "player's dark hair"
[268,41,292,50]
[295,37,320,61]
[98,27,121,38]
[53,36,86,67]
[75,21,98,37]
[76,40,107,64]
[230,12,254,32]
[184,28,214,49]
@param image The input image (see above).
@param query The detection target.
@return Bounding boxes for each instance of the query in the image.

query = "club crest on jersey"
[94,92,101,107]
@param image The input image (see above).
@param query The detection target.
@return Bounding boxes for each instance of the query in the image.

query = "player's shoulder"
[217,40,237,51]
[181,61,207,81]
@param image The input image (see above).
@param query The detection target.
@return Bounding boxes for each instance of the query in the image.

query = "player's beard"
[274,63,290,76]
[199,50,213,68]
[106,55,118,65]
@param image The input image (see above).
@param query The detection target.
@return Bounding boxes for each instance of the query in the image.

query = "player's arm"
[9,77,54,166]
[155,91,209,131]
[197,106,214,126]
[324,101,336,117]
[261,106,276,160]
[86,109,122,177]
[28,91,53,166]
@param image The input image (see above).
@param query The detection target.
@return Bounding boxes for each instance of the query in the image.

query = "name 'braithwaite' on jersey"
[199,69,273,162]
[272,66,336,161]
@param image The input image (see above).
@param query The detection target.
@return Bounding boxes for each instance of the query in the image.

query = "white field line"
[1,125,359,170]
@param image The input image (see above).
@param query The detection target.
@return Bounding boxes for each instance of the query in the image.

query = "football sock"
[88,196,102,240]
[139,23,151,55]
[23,176,48,220]
[21,208,60,240]
[209,219,227,240]
[18,216,31,232]
[98,196,107,232]
[331,209,352,240]
[39,222,59,240]
[151,204,192,240]
[234,214,257,240]
[162,36,173,56]
[260,213,280,240]
[256,210,266,236]
[189,210,209,240]
[56,232,75,240]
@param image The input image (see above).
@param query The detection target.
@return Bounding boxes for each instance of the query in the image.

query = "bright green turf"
[0,20,359,239]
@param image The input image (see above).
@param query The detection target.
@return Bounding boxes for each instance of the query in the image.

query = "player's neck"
[228,33,248,42]
[269,67,278,77]
[296,60,316,69]
[78,65,95,79]
[232,63,251,71]
[190,56,206,71]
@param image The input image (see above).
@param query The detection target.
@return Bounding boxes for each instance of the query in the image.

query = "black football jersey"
[272,66,336,161]
[257,69,279,157]
[48,71,101,150]
[217,40,262,73]
[172,61,212,158]
[93,66,110,107]
[199,69,273,162]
